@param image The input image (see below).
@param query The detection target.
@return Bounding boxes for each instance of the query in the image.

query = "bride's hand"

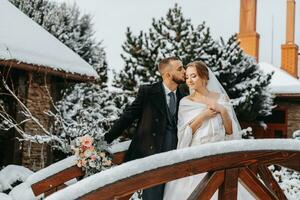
[208,102,225,113]
[203,108,218,119]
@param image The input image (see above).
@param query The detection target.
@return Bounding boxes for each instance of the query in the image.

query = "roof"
[258,62,300,96]
[0,0,99,81]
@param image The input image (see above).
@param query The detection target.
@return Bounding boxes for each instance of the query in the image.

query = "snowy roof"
[0,0,99,81]
[258,62,300,95]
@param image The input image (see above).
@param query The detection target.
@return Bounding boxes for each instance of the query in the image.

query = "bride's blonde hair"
[186,61,209,81]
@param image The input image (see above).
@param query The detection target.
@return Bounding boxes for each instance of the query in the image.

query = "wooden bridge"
[29,139,299,200]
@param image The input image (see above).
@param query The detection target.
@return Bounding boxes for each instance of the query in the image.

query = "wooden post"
[218,168,239,200]
[239,167,278,200]
[258,165,287,200]
[188,170,224,200]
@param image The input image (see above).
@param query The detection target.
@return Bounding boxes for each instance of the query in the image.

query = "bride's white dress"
[163,95,254,200]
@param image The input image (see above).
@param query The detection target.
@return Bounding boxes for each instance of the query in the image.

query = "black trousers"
[142,184,165,200]
[143,119,176,200]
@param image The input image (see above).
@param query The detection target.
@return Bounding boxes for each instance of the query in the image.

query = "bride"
[163,61,254,200]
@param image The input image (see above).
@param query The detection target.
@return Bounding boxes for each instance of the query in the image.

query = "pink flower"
[91,155,97,161]
[89,146,95,151]
[81,159,87,167]
[80,135,93,148]
[77,159,87,168]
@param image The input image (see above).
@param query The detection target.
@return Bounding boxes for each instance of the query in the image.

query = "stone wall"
[21,73,52,171]
[287,103,300,138]
[276,99,300,138]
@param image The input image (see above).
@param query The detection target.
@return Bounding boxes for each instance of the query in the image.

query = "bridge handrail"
[29,141,130,197]
[45,139,300,200]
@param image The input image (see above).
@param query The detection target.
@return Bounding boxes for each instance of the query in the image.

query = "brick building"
[0,1,98,171]
[238,0,300,139]
[256,63,300,138]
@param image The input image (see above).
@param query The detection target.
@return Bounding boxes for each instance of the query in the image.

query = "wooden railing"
[79,151,299,200]
[31,165,84,197]
[43,139,300,200]
[30,151,126,197]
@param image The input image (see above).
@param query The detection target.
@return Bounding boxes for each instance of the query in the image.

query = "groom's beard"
[172,76,186,84]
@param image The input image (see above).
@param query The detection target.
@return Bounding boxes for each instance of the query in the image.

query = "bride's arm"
[177,109,216,148]
[219,108,233,135]
[209,96,233,135]
[189,109,217,134]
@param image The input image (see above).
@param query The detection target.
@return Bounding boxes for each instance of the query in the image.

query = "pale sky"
[52,0,300,82]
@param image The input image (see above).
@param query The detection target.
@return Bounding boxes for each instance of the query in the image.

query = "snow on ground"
[0,193,12,200]
[2,156,76,200]
[0,0,99,78]
[270,165,300,200]
[258,62,300,94]
[0,165,33,192]
[8,182,40,200]
[45,139,300,200]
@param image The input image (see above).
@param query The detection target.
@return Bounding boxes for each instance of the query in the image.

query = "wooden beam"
[258,165,287,200]
[239,167,278,200]
[187,170,224,200]
[0,60,97,82]
[218,168,239,200]
[79,151,298,200]
[276,154,300,172]
[31,165,84,196]
[248,163,258,175]
[112,151,126,165]
[115,194,133,200]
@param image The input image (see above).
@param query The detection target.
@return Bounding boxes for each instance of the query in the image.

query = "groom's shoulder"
[139,82,162,92]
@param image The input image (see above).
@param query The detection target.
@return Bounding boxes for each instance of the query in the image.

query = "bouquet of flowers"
[72,135,112,176]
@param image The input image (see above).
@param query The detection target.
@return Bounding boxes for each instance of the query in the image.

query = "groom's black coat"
[105,82,187,162]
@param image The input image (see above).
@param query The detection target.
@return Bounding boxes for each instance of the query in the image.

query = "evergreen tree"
[114,4,273,121]
[209,35,274,121]
[8,0,113,155]
[10,0,107,84]
[114,4,218,91]
[53,83,132,149]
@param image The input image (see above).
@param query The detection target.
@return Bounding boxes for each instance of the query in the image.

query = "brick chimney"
[238,0,260,61]
[281,0,298,78]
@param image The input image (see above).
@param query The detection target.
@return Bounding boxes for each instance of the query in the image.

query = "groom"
[104,56,187,200]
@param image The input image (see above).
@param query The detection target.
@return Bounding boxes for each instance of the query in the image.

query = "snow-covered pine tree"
[208,35,274,121]
[52,83,132,154]
[114,4,273,121]
[114,4,218,92]
[7,0,116,157]
[10,0,107,84]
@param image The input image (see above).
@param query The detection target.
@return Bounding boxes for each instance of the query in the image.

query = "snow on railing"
[26,156,77,185]
[45,139,300,200]
[7,141,131,200]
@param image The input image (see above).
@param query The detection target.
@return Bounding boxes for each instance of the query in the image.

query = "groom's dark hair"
[158,56,181,74]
